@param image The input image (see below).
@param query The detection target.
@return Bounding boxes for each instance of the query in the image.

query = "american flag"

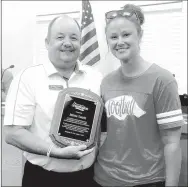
[79,0,100,66]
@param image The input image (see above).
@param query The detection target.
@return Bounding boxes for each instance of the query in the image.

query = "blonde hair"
[123,4,145,26]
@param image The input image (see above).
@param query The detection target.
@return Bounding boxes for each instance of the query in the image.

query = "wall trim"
[36,11,80,23]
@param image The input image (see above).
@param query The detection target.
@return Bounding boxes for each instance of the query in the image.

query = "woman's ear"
[105,32,109,46]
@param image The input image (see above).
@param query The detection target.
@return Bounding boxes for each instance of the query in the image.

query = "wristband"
[47,144,54,157]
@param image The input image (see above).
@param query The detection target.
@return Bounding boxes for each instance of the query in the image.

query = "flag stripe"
[80,35,97,53]
[80,41,99,61]
[81,22,95,37]
[157,115,183,124]
[79,0,100,66]
[86,54,100,66]
[81,48,100,64]
[156,109,182,118]
[81,29,96,45]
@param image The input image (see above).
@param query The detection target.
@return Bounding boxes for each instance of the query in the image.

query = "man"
[2,69,13,102]
[4,15,103,187]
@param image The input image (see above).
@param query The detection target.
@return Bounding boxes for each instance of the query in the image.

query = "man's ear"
[45,38,49,50]
[140,29,143,38]
[138,29,143,44]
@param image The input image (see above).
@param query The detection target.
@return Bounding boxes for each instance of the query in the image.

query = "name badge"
[49,85,64,90]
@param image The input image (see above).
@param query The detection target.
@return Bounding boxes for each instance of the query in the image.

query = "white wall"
[2,1,125,76]
[90,1,187,94]
[2,1,173,75]
[2,2,35,76]
[2,1,81,76]
[2,1,187,94]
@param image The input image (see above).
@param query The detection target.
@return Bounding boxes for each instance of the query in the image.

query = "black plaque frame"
[49,87,103,148]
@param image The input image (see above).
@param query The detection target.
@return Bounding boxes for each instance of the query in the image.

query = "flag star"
[90,17,93,20]
[85,16,87,18]
[83,10,85,12]
[86,10,88,13]
[83,22,86,25]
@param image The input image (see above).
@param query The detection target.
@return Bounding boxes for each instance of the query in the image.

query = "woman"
[94,4,184,187]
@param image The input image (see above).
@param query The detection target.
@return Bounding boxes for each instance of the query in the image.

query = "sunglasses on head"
[105,9,140,24]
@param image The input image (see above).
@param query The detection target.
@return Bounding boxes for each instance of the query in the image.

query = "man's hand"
[4,125,94,160]
[52,144,94,159]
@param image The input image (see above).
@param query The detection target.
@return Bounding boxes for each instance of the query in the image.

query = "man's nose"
[64,43,72,48]
[63,42,72,48]
[63,38,72,48]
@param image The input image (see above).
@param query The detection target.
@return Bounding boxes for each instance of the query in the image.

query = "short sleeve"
[4,71,35,126]
[154,80,184,130]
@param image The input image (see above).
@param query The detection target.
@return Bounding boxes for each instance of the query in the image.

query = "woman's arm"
[4,125,93,159]
[160,126,182,186]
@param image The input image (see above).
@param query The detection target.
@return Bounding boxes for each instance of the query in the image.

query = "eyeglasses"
[105,9,140,24]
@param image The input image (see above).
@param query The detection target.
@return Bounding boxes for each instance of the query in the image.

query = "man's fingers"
[75,144,87,151]
[70,142,75,146]
[78,147,94,157]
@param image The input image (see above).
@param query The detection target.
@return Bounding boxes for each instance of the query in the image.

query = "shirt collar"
[42,59,86,77]
[75,61,86,74]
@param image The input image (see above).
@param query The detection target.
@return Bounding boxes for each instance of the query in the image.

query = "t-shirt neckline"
[119,63,155,80]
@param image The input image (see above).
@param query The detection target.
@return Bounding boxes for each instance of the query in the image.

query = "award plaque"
[49,87,104,148]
